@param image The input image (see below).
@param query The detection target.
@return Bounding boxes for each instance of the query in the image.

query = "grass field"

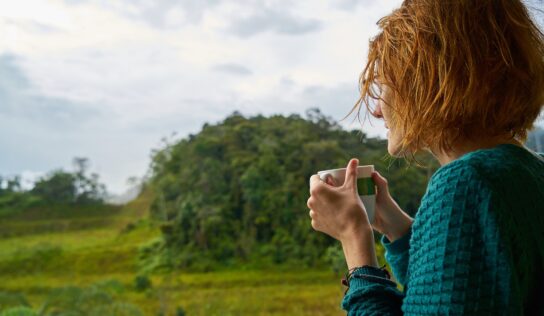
[1,271,347,315]
[0,191,349,315]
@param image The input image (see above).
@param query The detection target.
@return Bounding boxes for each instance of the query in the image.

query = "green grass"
[1,270,346,315]
[0,191,349,315]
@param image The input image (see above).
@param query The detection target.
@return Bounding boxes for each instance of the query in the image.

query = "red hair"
[349,0,544,155]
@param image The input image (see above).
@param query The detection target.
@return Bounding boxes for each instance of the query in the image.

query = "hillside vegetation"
[147,109,437,271]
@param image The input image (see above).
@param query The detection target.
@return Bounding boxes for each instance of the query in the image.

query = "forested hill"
[146,109,437,270]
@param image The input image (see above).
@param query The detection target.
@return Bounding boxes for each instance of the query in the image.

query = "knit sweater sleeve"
[341,163,505,315]
[380,227,412,286]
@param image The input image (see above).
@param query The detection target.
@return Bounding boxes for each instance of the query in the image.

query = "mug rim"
[317,164,374,176]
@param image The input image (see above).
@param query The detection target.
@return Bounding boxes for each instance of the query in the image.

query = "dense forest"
[145,109,439,270]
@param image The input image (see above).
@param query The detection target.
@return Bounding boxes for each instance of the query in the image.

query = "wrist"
[340,227,378,269]
[339,220,373,243]
[385,214,413,242]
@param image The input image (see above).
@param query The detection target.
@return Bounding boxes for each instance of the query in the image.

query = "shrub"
[176,306,186,316]
[133,275,152,292]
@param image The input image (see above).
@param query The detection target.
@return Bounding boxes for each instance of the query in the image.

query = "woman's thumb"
[371,171,389,194]
[343,158,359,189]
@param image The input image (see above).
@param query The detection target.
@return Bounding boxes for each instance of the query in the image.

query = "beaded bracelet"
[341,264,392,294]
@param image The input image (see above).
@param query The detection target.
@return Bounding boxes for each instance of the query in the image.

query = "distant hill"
[146,109,437,269]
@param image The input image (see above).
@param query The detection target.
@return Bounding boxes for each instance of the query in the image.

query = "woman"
[307,0,544,314]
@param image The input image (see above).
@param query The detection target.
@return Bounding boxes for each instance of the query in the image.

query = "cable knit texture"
[341,144,544,315]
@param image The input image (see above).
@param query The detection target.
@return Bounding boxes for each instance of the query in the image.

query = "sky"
[1,0,543,195]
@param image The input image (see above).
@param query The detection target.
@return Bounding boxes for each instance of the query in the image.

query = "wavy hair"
[348,0,544,155]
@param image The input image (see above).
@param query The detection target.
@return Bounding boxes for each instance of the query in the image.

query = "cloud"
[2,17,63,34]
[212,63,252,76]
[225,77,386,139]
[227,7,322,37]
[62,0,222,28]
[0,54,28,97]
[60,0,326,35]
[331,0,378,11]
[297,82,386,136]
[0,54,102,128]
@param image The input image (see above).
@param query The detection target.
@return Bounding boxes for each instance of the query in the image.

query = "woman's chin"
[387,140,402,157]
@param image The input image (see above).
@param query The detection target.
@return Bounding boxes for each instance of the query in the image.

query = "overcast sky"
[1,0,543,194]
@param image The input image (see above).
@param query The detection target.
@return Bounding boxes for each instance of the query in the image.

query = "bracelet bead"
[341,264,391,294]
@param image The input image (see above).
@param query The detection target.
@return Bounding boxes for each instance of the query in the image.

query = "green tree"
[31,171,77,203]
[30,158,106,205]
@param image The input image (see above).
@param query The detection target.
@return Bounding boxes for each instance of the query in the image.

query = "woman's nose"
[372,102,384,119]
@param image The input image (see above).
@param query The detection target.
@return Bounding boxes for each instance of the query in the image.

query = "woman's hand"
[307,158,378,268]
[307,159,372,242]
[370,171,413,242]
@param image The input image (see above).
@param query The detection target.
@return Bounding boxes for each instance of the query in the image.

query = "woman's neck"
[430,136,523,166]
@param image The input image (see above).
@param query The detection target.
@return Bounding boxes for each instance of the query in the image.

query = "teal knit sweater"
[341,144,544,315]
